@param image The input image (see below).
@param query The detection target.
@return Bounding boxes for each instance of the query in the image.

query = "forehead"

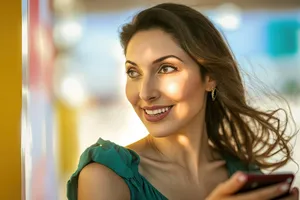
[126,29,186,63]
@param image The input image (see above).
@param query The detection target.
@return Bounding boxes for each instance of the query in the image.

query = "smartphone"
[236,172,295,200]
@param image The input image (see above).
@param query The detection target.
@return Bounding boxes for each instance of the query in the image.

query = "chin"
[144,123,180,138]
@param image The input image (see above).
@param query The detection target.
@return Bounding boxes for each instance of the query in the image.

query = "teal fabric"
[67,138,262,200]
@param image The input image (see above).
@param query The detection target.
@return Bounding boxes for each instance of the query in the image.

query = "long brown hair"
[119,3,298,171]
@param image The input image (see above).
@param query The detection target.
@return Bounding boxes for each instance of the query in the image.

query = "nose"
[139,76,160,102]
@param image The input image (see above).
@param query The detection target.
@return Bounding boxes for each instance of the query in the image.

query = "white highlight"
[54,19,83,48]
[214,3,242,31]
[61,76,86,107]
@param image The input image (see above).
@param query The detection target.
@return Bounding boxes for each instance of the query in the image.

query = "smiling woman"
[125,29,210,139]
[67,3,299,200]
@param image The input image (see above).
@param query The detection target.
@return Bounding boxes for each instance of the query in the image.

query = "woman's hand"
[206,172,299,200]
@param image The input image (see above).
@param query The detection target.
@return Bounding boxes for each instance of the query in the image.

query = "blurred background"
[22,0,300,199]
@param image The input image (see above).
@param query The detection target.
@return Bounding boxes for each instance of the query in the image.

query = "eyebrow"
[125,55,184,66]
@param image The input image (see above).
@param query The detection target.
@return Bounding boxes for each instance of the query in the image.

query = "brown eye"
[159,65,177,74]
[126,69,140,78]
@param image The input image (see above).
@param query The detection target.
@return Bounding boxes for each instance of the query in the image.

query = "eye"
[126,69,140,78]
[158,65,177,74]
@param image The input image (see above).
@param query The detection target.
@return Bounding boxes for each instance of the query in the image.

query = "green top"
[67,138,261,200]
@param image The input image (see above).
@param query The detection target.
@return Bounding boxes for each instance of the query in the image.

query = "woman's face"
[125,29,215,137]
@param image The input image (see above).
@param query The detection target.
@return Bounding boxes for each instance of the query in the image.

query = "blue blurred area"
[267,19,299,57]
[71,9,300,96]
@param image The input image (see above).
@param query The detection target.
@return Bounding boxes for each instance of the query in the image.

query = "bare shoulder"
[78,162,130,200]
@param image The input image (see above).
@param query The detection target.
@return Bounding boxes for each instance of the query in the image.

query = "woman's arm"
[78,163,131,200]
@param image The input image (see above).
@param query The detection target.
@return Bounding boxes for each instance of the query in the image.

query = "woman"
[67,3,299,200]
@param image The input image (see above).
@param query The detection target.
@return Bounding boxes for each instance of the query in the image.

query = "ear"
[205,75,217,92]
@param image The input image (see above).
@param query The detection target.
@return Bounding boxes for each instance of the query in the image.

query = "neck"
[148,113,219,176]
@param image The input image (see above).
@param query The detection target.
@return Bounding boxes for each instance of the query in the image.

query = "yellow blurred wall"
[57,100,79,176]
[0,1,22,199]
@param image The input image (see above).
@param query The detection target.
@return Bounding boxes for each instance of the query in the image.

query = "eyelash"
[159,64,178,73]
[126,69,139,78]
[126,64,178,78]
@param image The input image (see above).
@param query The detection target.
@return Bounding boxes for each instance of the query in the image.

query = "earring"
[211,88,217,101]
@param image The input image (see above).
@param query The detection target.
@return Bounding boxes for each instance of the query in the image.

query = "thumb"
[207,171,247,199]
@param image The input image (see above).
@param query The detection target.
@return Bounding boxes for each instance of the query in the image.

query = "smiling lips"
[142,105,173,122]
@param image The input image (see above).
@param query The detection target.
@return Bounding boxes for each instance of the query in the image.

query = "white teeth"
[145,107,171,115]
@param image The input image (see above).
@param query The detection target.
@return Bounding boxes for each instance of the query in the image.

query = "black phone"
[236,172,295,200]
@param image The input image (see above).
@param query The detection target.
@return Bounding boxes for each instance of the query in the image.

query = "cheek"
[162,73,204,102]
[161,74,205,119]
[125,81,139,106]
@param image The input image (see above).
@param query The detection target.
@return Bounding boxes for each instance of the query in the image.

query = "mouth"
[143,105,174,122]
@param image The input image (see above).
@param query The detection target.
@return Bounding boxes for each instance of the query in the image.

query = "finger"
[278,188,299,200]
[291,187,299,197]
[233,182,291,200]
[208,171,247,198]
[278,193,298,200]
[286,187,299,200]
